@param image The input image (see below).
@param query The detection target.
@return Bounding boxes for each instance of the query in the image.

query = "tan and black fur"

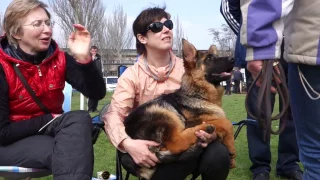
[124,39,236,179]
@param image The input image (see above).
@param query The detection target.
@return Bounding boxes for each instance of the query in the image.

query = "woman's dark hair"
[132,6,170,55]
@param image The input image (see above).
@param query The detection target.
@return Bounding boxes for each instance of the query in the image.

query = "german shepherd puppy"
[124,39,236,179]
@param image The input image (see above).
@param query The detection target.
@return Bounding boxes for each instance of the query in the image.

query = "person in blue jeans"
[220,1,302,179]
[232,0,320,179]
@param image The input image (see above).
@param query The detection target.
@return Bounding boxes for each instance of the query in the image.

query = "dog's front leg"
[205,118,236,168]
[163,123,213,154]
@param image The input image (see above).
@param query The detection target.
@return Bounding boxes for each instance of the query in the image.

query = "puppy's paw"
[177,143,203,162]
[205,125,215,134]
[148,146,160,153]
[155,150,174,163]
[230,158,236,169]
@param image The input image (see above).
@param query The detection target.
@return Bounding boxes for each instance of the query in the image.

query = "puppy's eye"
[205,56,211,61]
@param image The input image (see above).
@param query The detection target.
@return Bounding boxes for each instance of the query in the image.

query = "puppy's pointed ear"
[182,38,197,62]
[208,45,218,55]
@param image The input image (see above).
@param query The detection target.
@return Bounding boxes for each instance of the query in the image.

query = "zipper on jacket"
[37,65,42,76]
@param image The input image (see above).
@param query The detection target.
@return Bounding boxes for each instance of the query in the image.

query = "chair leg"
[116,151,123,180]
[125,171,130,180]
[190,173,199,180]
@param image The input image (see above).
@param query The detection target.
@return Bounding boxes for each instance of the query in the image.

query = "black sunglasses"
[146,19,174,33]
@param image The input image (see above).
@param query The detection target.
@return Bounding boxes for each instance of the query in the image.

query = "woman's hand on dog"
[122,138,160,168]
[195,129,217,148]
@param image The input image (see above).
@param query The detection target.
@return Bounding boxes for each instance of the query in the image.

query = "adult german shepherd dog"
[124,39,236,179]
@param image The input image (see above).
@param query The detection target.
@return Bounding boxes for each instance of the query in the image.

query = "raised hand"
[68,24,91,63]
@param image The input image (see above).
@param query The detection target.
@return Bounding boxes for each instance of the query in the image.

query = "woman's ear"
[12,30,22,40]
[137,34,147,44]
[12,34,21,40]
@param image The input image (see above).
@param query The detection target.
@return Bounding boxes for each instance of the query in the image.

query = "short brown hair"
[132,6,170,55]
[3,0,51,47]
[91,45,99,50]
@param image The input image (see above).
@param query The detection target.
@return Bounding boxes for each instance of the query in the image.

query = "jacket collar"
[0,36,56,65]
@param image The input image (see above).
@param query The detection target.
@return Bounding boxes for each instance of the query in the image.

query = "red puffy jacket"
[0,45,66,122]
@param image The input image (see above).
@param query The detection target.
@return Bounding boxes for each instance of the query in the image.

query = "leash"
[245,60,290,141]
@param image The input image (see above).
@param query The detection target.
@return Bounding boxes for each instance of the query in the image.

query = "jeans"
[288,63,320,180]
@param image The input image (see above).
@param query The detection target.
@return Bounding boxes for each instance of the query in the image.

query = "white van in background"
[104,76,118,92]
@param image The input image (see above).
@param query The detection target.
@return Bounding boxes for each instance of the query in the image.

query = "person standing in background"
[225,79,232,95]
[233,68,243,94]
[88,45,103,113]
[220,0,302,179]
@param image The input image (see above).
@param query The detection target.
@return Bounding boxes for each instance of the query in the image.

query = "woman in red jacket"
[0,0,106,179]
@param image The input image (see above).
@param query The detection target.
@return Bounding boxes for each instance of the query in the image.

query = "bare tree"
[209,24,236,56]
[0,13,4,36]
[173,15,184,57]
[54,29,68,48]
[104,5,133,59]
[48,0,107,48]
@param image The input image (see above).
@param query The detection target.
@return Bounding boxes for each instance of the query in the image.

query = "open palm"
[68,24,91,63]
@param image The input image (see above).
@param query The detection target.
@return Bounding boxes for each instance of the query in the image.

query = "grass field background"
[3,92,300,180]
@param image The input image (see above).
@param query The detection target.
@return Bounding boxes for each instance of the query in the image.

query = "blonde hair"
[3,0,51,47]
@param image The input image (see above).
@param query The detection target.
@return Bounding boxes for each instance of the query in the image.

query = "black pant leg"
[119,150,197,180]
[276,108,300,175]
[44,110,94,180]
[119,141,230,180]
[245,70,274,175]
[234,80,240,93]
[196,140,230,180]
[152,141,230,180]
[0,111,93,180]
[276,60,300,175]
[150,157,197,180]
[0,135,54,169]
[88,98,99,111]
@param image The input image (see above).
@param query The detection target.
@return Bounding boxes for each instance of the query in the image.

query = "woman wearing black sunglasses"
[103,6,230,180]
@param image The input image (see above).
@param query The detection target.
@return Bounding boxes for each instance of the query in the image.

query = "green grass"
[5,93,300,180]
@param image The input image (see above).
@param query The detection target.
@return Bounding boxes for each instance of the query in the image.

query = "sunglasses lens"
[164,20,173,30]
[147,20,173,33]
[151,22,163,33]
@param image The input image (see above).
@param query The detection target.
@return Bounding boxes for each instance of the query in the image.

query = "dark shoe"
[253,173,270,180]
[278,170,303,180]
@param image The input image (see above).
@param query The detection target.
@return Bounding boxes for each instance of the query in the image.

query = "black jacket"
[92,54,103,77]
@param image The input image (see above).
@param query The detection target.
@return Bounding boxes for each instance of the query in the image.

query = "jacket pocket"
[47,80,65,107]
